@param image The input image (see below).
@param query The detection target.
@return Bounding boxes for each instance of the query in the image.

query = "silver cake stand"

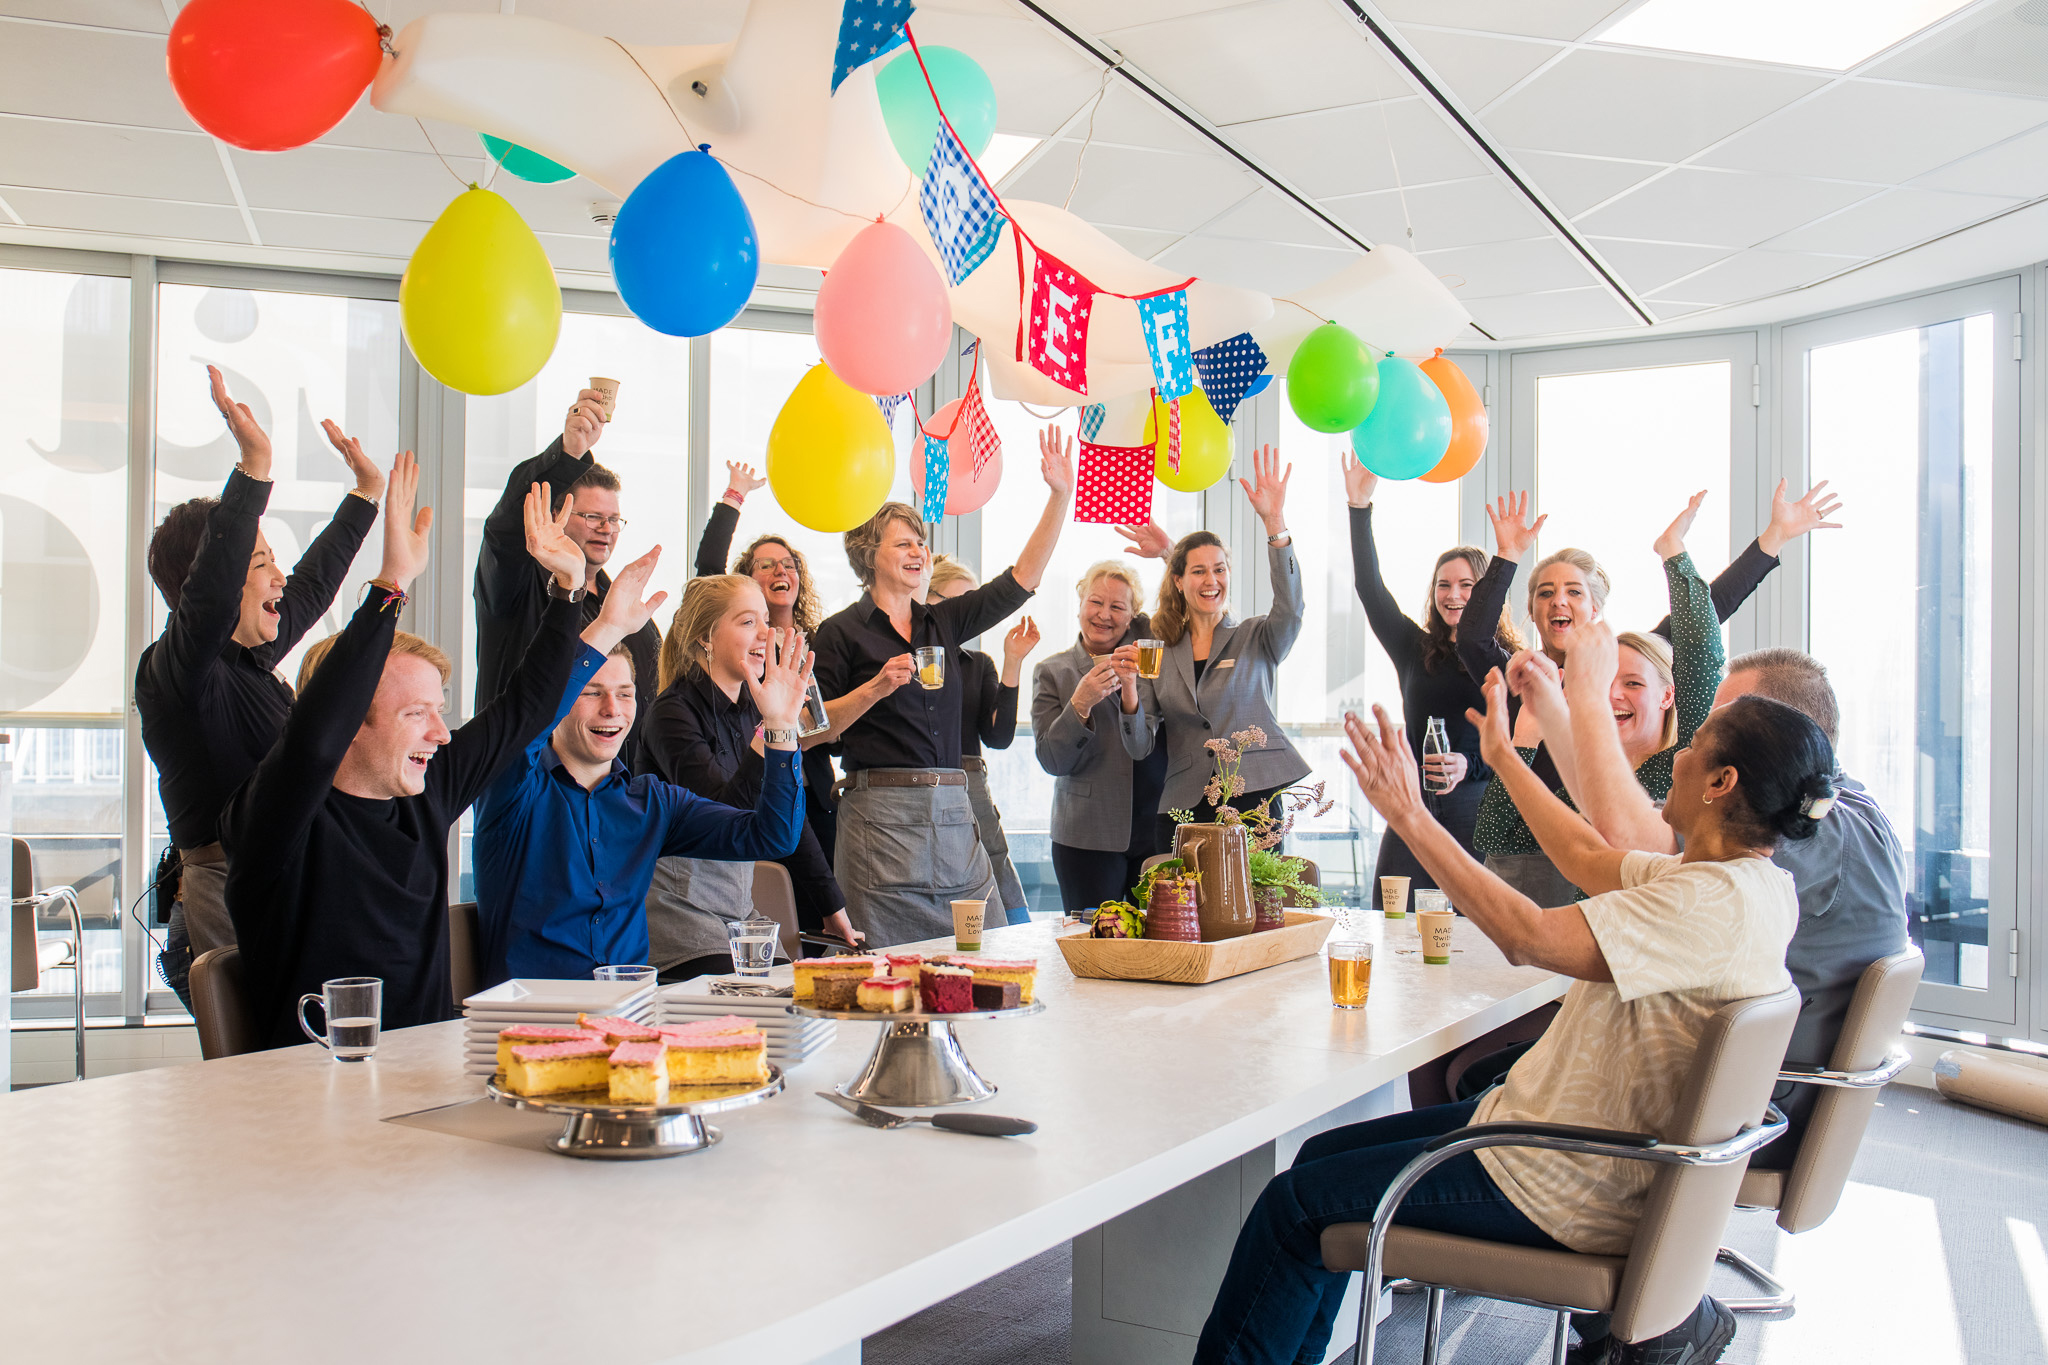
[484,1065,784,1159]
[789,1001,1043,1107]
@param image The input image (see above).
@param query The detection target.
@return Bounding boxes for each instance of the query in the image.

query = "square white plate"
[462,979,657,1011]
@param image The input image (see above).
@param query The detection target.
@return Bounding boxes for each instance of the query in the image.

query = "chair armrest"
[1423,1121,1658,1154]
[1777,1045,1910,1090]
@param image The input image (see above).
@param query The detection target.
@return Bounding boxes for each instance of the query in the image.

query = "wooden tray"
[1055,911,1335,985]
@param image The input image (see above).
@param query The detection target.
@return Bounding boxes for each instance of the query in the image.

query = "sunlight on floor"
[2008,1217,2048,1358]
[1757,1181,1964,1364]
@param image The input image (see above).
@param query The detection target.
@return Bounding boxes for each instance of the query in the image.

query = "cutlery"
[818,1091,1037,1136]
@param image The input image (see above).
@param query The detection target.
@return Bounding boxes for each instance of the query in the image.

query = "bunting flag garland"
[832,0,916,93]
[876,392,908,427]
[1193,331,1269,424]
[958,371,1001,477]
[918,431,949,523]
[1025,248,1099,395]
[1075,440,1154,525]
[1138,288,1195,400]
[1079,403,1106,441]
[919,124,1005,286]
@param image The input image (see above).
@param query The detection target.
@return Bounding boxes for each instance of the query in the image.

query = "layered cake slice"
[884,953,924,980]
[502,1038,611,1097]
[576,1013,661,1045]
[793,956,880,1000]
[657,1015,757,1040]
[920,964,975,1014]
[857,976,913,1012]
[608,1040,670,1104]
[955,957,1039,1005]
[812,975,862,1011]
[494,1024,601,1072]
[970,980,1021,1011]
[665,1029,770,1086]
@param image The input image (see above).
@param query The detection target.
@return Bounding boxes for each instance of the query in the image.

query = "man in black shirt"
[137,366,382,1003]
[474,386,662,768]
[225,461,665,1049]
[811,427,1073,946]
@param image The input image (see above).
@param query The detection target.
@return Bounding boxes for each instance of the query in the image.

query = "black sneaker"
[1611,1297,1737,1365]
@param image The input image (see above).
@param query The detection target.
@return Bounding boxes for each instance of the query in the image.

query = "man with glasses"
[476,386,663,768]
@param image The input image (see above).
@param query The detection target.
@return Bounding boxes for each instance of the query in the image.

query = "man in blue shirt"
[473,555,810,984]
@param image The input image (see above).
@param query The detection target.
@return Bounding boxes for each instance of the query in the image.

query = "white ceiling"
[2,0,2047,345]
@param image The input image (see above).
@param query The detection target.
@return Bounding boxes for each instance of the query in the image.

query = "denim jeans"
[1194,1100,1564,1365]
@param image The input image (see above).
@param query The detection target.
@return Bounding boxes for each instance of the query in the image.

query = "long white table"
[0,915,1564,1364]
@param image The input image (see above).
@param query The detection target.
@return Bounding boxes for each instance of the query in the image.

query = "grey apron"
[644,856,757,972]
[835,775,998,949]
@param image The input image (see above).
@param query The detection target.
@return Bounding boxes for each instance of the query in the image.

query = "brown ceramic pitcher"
[1172,822,1256,941]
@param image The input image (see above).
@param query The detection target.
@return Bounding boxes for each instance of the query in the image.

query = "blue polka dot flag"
[1138,288,1195,400]
[919,124,1006,286]
[832,0,916,93]
[1193,331,1269,424]
[918,431,950,523]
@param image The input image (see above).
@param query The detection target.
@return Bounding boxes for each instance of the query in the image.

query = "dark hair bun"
[1771,771,1837,843]
[1703,696,1837,848]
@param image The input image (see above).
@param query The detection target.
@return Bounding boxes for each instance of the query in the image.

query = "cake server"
[818,1092,1037,1136]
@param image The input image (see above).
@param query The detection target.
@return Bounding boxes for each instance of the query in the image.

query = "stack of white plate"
[658,976,836,1067]
[461,978,657,1078]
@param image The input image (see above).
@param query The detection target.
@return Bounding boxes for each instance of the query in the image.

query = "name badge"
[1215,657,1236,670]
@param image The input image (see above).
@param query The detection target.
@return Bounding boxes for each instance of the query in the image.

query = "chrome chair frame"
[1351,1105,1789,1365]
[13,885,86,1083]
[1716,1045,1912,1313]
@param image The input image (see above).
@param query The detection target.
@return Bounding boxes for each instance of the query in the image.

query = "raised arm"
[1008,424,1074,592]
[1346,457,1423,663]
[1458,492,1540,688]
[1469,669,1629,895]
[1505,649,1580,796]
[263,417,382,661]
[1240,443,1302,663]
[695,461,762,577]
[476,390,603,612]
[1562,620,1677,855]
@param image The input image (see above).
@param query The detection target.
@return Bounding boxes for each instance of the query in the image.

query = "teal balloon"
[479,133,575,184]
[1286,322,1379,433]
[1353,355,1453,480]
[876,46,996,175]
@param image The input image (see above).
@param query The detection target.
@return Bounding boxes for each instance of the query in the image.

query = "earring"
[1703,795,1713,805]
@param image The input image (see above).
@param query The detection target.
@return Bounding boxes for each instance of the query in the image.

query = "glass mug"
[1134,638,1165,680]
[299,976,382,1061]
[913,646,945,690]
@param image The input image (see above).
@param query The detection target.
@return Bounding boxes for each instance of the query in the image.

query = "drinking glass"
[913,646,945,690]
[298,976,381,1061]
[1328,941,1373,1009]
[1135,638,1165,679]
[797,675,831,737]
[727,917,778,976]
[595,965,657,985]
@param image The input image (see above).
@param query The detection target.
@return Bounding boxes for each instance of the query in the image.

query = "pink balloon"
[814,221,953,396]
[912,398,1004,516]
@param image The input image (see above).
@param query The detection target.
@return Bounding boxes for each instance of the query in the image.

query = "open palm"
[524,482,584,585]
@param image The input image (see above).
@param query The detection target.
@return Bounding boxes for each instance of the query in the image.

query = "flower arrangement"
[1132,857,1194,910]
[1167,726,1336,850]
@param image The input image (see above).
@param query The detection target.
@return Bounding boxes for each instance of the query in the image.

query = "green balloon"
[876,46,996,176]
[1285,322,1379,433]
[479,133,576,184]
[1354,355,1453,480]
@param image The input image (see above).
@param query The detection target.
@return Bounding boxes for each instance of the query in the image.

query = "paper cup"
[1418,908,1454,965]
[589,376,620,421]
[952,899,986,953]
[1379,875,1410,919]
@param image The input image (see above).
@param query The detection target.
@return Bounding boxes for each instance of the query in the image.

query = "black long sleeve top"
[958,649,1020,760]
[695,499,743,577]
[640,670,846,932]
[223,590,585,1050]
[1349,504,1493,791]
[136,469,376,851]
[474,436,661,768]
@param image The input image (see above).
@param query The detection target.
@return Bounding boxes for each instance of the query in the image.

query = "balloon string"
[1018,401,1072,418]
[414,118,475,191]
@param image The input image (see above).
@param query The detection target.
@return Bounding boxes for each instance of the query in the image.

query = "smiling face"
[1432,556,1477,635]
[235,530,288,646]
[566,486,621,569]
[343,654,452,800]
[1078,575,1136,654]
[554,653,637,773]
[703,581,773,687]
[1610,643,1675,756]
[871,515,928,597]
[1176,545,1230,621]
[746,539,800,618]
[1530,563,1598,656]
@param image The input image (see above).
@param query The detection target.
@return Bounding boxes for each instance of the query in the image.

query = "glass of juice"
[1328,940,1373,1010]
[1135,638,1165,679]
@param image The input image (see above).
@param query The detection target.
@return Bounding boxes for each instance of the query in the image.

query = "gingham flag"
[958,373,1001,478]
[1025,247,1098,395]
[831,0,915,93]
[1193,330,1269,424]
[919,124,1005,286]
[918,431,949,523]
[1138,288,1195,400]
[1075,440,1154,525]
[1079,403,1106,441]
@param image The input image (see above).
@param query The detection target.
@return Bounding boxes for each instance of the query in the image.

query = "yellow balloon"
[767,364,895,532]
[401,188,561,396]
[1149,388,1232,492]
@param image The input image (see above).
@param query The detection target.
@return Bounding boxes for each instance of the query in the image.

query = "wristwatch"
[762,726,801,745]
[545,576,586,603]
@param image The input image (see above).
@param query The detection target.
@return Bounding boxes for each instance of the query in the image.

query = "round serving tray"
[785,1000,1045,1025]
[787,1001,1044,1109]
[485,1064,784,1160]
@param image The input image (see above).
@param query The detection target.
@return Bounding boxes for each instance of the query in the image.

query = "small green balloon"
[1354,354,1453,480]
[1285,322,1379,433]
[479,133,576,185]
[876,46,996,176]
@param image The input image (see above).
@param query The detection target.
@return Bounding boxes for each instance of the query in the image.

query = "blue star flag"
[919,432,950,523]
[831,0,916,94]
[1138,289,1195,400]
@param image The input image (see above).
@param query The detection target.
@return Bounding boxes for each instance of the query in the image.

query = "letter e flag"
[1026,248,1098,395]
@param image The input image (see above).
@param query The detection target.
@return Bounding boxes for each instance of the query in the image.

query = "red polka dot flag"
[1075,440,1154,526]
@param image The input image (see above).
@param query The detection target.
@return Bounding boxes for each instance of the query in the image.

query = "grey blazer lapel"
[1169,640,1200,719]
[1196,617,1242,709]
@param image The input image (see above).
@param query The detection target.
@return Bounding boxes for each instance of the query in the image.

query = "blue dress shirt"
[472,649,806,984]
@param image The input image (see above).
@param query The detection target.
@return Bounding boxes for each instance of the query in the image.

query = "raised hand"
[724,460,767,499]
[1758,478,1844,556]
[378,451,433,590]
[1239,442,1292,533]
[1341,450,1378,509]
[320,419,385,501]
[585,545,667,649]
[208,364,272,481]
[1465,669,1517,769]
[1038,424,1075,498]
[1339,706,1424,827]
[1486,491,1545,562]
[1561,618,1621,702]
[1113,521,1173,560]
[1653,490,1708,560]
[524,482,585,588]
[1506,647,1564,702]
[1070,656,1122,714]
[1003,615,1041,666]
[562,388,606,459]
[745,627,814,732]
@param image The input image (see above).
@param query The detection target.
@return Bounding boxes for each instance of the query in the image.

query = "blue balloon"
[609,146,758,338]
[1245,372,1272,398]
[1352,355,1452,480]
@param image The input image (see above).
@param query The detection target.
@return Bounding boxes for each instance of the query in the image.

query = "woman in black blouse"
[1346,453,1519,890]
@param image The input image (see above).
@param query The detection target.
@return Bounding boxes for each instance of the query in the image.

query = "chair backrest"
[448,900,482,1006]
[751,861,801,960]
[190,945,259,1060]
[1610,985,1801,1342]
[12,837,37,993]
[1777,947,1924,1233]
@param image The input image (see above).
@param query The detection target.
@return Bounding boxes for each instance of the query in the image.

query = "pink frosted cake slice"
[502,1038,611,1096]
[576,1014,661,1045]
[664,1028,770,1086]
[608,1040,669,1104]
[657,1015,758,1039]
[494,1024,601,1071]
[857,976,913,1012]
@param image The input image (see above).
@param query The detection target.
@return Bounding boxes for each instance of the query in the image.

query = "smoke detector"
[589,200,621,225]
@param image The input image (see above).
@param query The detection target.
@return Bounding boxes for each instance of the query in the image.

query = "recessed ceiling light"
[977,133,1040,186]
[1597,0,1976,71]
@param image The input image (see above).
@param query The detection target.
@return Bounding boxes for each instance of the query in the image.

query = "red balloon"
[1418,352,1488,484]
[912,399,1004,516]
[167,0,383,152]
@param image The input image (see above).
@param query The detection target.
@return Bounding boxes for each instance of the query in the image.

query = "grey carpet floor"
[863,1084,2048,1364]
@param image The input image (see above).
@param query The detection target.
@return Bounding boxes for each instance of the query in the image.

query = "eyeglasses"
[574,512,628,531]
[751,556,798,574]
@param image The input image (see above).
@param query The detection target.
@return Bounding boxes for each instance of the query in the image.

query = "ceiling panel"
[1764,186,2021,257]
[1647,249,1854,305]
[1583,237,1735,294]
[1324,174,1548,252]
[1418,236,1598,299]
[0,20,187,128]
[5,187,247,242]
[1196,189,1350,250]
[0,116,230,201]
[250,210,428,260]
[1400,27,1564,111]
[1226,97,1488,200]
[1913,122,2048,199]
[1095,223,1185,259]
[1150,233,1356,296]
[231,145,488,222]
[1651,300,1713,321]
[1484,49,1826,163]
[1054,82,1209,154]
[1696,80,2048,184]
[0,2,164,32]
[1103,0,1406,127]
[1869,0,2048,100]
[534,232,613,275]
[1513,150,1665,216]
[488,176,615,237]
[1574,168,1879,248]
[907,9,1104,138]
[1380,0,1633,42]
[1005,142,1256,233]
[513,0,746,44]
[1040,0,1243,30]
[1463,285,1636,338]
[314,103,503,159]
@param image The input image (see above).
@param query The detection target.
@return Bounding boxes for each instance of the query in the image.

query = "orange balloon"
[1418,353,1488,484]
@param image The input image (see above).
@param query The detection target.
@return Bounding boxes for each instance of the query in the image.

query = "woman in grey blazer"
[1115,445,1308,850]
[1030,561,1168,917]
